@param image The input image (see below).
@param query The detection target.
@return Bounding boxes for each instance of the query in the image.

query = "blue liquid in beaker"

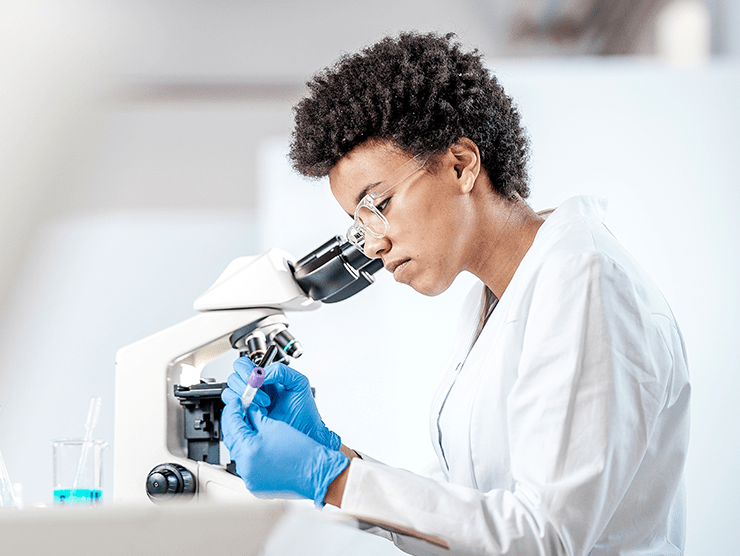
[54,488,102,506]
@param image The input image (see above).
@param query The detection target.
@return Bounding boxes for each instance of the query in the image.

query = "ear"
[448,138,480,194]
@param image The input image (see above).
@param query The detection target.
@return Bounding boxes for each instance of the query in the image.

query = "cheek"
[415,213,465,261]
[390,185,467,270]
[393,207,462,262]
[399,199,454,247]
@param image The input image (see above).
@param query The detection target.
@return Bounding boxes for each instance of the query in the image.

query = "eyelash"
[376,197,391,213]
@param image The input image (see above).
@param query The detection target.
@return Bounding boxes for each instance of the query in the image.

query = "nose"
[362,233,388,260]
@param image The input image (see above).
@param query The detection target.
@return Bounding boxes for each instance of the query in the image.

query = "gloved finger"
[260,383,279,401]
[227,371,248,396]
[233,356,257,382]
[261,362,310,392]
[246,403,268,431]
[252,389,271,408]
[222,397,252,432]
[221,398,255,451]
[223,386,268,416]
[221,386,241,405]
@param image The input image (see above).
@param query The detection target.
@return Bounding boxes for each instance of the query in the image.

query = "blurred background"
[0,0,738,553]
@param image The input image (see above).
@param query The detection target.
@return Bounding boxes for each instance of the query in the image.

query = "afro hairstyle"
[289,31,530,199]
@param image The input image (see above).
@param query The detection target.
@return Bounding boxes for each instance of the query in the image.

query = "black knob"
[145,463,195,503]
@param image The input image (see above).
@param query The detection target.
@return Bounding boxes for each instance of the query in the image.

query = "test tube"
[240,366,266,409]
[240,344,279,410]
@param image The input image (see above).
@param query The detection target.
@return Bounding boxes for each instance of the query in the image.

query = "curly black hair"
[289,31,530,199]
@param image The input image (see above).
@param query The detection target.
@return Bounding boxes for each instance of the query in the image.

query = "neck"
[466,194,544,299]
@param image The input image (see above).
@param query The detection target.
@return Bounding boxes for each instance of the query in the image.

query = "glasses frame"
[347,153,429,249]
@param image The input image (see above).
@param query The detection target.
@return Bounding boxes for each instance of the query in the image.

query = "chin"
[408,277,452,297]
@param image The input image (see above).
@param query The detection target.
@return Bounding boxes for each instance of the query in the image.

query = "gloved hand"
[221,397,349,505]
[226,357,341,451]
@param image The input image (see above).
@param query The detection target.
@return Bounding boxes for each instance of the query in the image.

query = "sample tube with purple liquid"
[240,343,278,410]
[240,366,266,409]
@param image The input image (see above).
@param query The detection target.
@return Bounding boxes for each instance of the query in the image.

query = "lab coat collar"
[530,196,608,251]
[501,196,609,305]
[548,195,608,223]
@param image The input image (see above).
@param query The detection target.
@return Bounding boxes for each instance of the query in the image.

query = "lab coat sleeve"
[348,452,450,549]
[341,251,675,555]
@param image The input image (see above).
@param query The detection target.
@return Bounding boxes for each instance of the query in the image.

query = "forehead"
[329,142,413,213]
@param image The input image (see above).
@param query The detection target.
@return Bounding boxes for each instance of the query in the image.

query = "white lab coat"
[341,197,690,555]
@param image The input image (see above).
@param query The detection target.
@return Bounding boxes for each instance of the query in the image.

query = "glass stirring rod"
[71,396,102,492]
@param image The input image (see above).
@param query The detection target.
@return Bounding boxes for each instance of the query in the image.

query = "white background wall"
[1,1,739,554]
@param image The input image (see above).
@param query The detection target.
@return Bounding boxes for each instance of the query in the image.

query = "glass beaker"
[52,438,108,506]
[0,447,18,508]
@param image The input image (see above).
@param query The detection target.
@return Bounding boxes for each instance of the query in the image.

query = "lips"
[385,258,411,280]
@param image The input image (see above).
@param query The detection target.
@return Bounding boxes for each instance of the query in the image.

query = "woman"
[221,32,690,555]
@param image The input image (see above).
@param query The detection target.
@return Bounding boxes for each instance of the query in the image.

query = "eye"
[376,197,391,213]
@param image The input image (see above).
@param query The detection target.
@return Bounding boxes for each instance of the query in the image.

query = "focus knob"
[146,463,195,503]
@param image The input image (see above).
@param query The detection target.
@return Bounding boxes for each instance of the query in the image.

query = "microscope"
[113,236,382,504]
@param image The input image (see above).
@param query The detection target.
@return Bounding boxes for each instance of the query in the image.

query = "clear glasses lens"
[355,202,388,237]
[347,225,365,248]
[347,199,389,248]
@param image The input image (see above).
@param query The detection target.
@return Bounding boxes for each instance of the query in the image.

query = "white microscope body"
[113,238,381,504]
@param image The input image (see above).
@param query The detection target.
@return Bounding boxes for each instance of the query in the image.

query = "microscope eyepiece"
[292,235,383,303]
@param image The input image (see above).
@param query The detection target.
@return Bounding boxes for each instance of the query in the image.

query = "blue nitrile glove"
[226,357,341,451]
[221,397,349,505]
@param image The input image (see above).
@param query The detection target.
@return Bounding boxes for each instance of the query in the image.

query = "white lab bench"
[0,500,406,555]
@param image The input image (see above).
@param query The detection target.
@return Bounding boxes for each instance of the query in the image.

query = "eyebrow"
[353,153,426,206]
[355,181,382,206]
[345,181,383,218]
